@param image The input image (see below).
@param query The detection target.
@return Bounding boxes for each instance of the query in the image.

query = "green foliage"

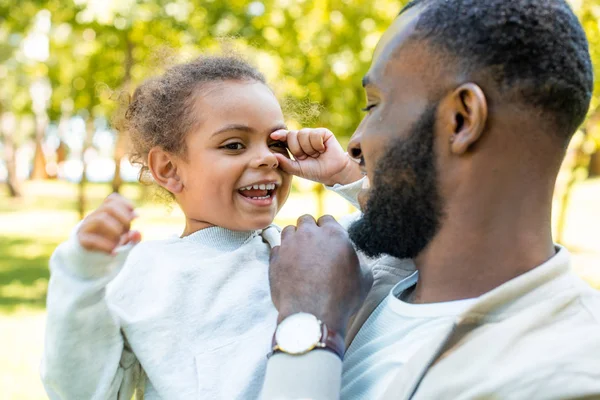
[2,0,600,143]
[2,0,407,138]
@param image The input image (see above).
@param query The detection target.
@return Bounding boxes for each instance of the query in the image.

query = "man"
[262,0,600,398]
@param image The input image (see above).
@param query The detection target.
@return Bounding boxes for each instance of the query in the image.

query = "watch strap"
[270,318,345,360]
[317,323,345,360]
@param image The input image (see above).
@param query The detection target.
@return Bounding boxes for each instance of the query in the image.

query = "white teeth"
[239,183,277,191]
[250,195,271,200]
[239,183,278,191]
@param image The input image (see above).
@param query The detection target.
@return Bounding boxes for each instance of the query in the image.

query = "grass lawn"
[1,178,599,399]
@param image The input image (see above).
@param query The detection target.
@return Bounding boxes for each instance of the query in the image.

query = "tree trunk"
[0,110,21,197]
[30,114,49,180]
[111,32,134,194]
[78,116,95,220]
[3,131,21,197]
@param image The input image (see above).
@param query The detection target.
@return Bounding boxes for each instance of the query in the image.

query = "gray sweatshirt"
[41,181,363,400]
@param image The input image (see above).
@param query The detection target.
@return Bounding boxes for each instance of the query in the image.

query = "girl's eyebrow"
[210,123,287,138]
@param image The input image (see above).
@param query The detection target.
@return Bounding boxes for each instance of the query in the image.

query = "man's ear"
[148,146,183,194]
[443,83,488,155]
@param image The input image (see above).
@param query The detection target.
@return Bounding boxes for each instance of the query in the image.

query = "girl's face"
[174,80,292,234]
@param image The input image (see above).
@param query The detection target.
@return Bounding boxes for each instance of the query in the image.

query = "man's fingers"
[297,214,317,228]
[269,245,280,263]
[317,214,338,227]
[79,233,118,254]
[281,225,296,242]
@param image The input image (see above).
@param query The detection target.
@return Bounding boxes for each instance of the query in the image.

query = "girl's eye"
[361,104,377,112]
[269,141,287,149]
[222,143,244,150]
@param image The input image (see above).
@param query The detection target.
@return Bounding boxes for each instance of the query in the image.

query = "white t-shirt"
[341,272,477,400]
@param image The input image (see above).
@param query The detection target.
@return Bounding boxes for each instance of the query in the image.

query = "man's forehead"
[367,5,424,83]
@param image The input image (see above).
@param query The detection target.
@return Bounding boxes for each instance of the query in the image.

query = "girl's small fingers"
[297,130,320,157]
[104,193,135,211]
[286,131,307,160]
[129,230,142,244]
[309,130,326,153]
[88,213,126,242]
[78,233,118,254]
[274,153,302,175]
[104,202,136,229]
[123,230,142,246]
[270,129,289,140]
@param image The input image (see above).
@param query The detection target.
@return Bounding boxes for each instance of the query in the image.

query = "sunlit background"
[1,0,599,398]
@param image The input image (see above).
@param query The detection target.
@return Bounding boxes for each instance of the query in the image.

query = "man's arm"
[262,215,368,399]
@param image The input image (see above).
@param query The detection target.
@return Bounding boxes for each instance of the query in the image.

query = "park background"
[1,0,599,398]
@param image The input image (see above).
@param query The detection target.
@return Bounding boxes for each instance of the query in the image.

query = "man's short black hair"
[400,0,593,141]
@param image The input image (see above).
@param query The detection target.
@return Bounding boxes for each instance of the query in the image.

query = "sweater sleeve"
[261,350,342,400]
[260,179,365,400]
[326,177,365,210]
[40,229,141,400]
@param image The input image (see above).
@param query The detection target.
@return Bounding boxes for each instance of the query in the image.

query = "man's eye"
[361,104,376,112]
[223,143,244,150]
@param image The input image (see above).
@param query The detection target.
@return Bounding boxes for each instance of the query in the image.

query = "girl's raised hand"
[77,193,141,255]
[270,128,362,186]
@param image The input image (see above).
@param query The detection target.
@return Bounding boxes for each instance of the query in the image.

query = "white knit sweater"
[41,181,363,400]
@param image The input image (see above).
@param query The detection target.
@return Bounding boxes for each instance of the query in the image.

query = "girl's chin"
[233,214,277,231]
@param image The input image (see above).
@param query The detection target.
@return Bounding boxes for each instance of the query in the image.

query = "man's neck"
[411,194,556,304]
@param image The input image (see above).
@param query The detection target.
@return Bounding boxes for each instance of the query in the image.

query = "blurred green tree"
[1,0,599,218]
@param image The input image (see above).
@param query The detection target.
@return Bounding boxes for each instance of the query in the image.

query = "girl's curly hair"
[114,55,266,184]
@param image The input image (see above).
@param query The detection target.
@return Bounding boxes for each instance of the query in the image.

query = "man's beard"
[349,106,444,259]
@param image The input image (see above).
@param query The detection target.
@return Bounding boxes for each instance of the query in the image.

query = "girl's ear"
[147,146,183,194]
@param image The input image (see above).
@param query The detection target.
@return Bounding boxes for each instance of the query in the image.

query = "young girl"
[41,55,363,399]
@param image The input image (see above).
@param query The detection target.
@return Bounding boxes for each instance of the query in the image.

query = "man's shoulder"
[415,286,600,399]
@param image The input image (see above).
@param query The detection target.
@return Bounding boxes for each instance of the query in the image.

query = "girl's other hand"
[77,193,142,255]
[270,128,362,186]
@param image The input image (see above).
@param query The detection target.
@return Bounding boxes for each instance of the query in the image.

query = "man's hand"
[271,128,362,186]
[77,193,141,255]
[269,215,369,336]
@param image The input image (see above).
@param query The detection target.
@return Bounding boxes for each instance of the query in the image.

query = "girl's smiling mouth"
[237,181,279,206]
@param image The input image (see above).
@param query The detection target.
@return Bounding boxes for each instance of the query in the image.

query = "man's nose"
[348,133,363,163]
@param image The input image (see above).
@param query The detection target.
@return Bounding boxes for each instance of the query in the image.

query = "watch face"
[275,313,322,355]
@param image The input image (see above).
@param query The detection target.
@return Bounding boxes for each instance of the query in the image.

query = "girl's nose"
[252,147,279,169]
